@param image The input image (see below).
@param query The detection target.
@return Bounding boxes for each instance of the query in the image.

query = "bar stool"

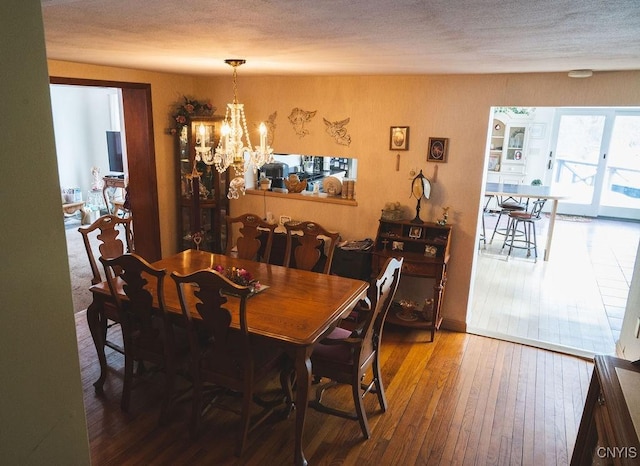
[489,196,527,244]
[502,199,546,261]
[479,194,493,249]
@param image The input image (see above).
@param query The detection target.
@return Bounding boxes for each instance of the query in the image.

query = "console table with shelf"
[102,176,128,216]
[571,355,640,465]
[371,218,451,341]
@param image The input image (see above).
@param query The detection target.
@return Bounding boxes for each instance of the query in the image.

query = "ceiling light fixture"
[214,59,273,199]
[568,69,593,78]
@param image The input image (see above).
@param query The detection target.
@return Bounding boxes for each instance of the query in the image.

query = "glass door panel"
[551,113,606,216]
[553,114,605,215]
[599,114,640,219]
[550,110,640,219]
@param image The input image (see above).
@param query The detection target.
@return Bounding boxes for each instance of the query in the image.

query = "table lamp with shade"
[410,169,431,224]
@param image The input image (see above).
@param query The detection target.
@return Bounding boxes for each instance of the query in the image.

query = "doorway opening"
[470,106,640,358]
[50,77,162,312]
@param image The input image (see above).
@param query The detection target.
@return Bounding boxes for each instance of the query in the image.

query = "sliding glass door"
[549,109,640,219]
[600,113,640,218]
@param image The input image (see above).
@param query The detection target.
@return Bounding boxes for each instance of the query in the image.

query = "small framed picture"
[409,226,422,239]
[424,245,437,257]
[390,126,409,151]
[427,137,448,163]
[392,241,404,251]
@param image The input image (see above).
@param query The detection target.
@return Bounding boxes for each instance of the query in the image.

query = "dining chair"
[170,268,292,456]
[225,213,277,263]
[502,198,547,262]
[79,214,135,285]
[79,214,135,355]
[283,220,340,274]
[309,256,403,439]
[99,253,179,420]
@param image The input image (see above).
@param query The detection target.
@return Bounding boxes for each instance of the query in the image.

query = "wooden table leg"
[543,199,559,261]
[86,295,108,393]
[293,346,312,466]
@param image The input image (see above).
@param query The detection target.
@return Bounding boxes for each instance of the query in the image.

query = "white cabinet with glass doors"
[487,118,529,184]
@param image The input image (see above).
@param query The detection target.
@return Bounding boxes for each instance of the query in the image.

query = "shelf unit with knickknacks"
[371,218,452,341]
[175,116,228,253]
[487,117,529,184]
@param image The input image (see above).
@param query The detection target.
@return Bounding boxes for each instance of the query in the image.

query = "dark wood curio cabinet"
[371,218,452,341]
[175,116,228,252]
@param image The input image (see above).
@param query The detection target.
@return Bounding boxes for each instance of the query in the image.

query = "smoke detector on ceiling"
[568,69,593,78]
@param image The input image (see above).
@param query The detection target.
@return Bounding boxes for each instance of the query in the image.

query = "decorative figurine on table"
[91,166,103,190]
[409,169,431,224]
[192,231,203,250]
[437,206,450,226]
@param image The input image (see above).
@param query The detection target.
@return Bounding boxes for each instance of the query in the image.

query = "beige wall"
[1,1,90,462]
[48,60,640,332]
[196,71,640,330]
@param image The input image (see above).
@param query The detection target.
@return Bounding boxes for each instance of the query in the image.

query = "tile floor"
[470,210,640,357]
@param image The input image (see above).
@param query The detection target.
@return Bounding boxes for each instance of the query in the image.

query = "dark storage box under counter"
[330,246,372,281]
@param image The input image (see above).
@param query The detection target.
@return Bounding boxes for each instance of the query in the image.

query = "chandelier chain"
[232,65,239,105]
[213,59,274,199]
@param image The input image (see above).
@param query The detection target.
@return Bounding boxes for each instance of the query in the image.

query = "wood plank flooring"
[470,214,640,357]
[76,311,592,465]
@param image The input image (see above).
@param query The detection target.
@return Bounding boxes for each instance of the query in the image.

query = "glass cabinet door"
[176,116,228,252]
[505,126,526,162]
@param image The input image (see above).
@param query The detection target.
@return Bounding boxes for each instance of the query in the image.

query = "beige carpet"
[64,215,95,313]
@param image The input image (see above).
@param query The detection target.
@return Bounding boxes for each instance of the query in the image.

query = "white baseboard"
[466,326,599,360]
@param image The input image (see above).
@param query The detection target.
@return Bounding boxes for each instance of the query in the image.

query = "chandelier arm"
[214,59,274,187]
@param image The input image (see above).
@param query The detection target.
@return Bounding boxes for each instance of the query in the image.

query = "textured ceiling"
[41,0,640,76]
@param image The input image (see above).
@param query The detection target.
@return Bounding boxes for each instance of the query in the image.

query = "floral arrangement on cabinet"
[170,96,215,133]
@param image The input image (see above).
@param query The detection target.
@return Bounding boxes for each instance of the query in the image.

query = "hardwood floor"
[471,214,640,357]
[76,311,592,465]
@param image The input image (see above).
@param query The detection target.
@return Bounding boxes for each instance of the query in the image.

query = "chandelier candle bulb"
[259,123,267,152]
[221,123,229,151]
[199,124,206,149]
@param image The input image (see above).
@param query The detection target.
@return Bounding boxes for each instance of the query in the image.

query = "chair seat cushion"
[312,327,354,366]
[500,202,525,211]
[510,211,534,220]
[323,325,352,340]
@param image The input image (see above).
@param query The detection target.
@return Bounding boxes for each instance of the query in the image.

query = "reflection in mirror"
[249,153,358,195]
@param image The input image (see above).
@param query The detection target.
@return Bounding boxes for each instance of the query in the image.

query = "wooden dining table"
[87,249,369,466]
[485,182,568,261]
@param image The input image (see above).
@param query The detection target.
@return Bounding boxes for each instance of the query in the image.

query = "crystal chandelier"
[213,59,273,198]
